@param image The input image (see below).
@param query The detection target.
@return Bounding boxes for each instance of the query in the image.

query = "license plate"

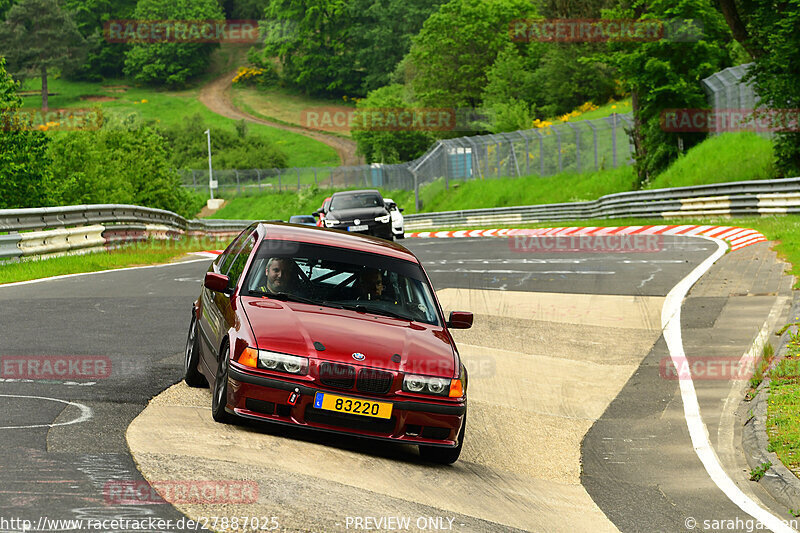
[348,224,368,231]
[313,392,392,419]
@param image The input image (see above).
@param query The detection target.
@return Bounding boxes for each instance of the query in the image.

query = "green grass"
[231,84,353,138]
[767,327,800,478]
[646,132,776,189]
[0,238,224,285]
[18,77,339,169]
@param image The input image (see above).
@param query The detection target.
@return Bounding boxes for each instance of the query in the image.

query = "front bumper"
[227,365,465,448]
[327,221,393,240]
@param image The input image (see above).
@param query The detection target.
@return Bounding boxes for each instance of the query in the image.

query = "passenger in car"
[356,269,386,301]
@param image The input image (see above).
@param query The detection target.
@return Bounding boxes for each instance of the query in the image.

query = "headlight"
[402,374,452,396]
[324,218,339,227]
[375,214,390,224]
[257,350,308,375]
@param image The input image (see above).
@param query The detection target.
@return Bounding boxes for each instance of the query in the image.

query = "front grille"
[304,406,395,434]
[319,362,355,389]
[357,368,393,394]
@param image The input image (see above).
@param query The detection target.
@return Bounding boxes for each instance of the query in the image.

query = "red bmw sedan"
[184,222,473,464]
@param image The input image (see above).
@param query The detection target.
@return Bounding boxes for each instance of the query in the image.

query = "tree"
[48,126,203,217]
[715,0,800,176]
[0,0,17,20]
[123,0,225,87]
[260,0,359,96]
[63,0,138,80]
[401,0,536,108]
[0,0,86,109]
[0,55,55,209]
[348,0,447,94]
[601,0,732,186]
[351,84,435,163]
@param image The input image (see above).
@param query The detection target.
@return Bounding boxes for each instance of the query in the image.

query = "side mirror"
[447,311,473,329]
[312,210,321,217]
[204,272,230,293]
[399,208,405,213]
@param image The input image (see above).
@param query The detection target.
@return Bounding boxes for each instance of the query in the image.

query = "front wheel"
[211,343,233,423]
[419,413,466,465]
[184,314,208,388]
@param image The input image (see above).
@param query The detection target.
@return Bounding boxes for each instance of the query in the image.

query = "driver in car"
[260,257,299,294]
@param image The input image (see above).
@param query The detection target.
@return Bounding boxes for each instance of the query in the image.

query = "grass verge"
[0,239,225,285]
[767,326,800,479]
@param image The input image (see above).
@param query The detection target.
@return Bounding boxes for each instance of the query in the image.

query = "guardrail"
[0,204,254,260]
[404,177,800,230]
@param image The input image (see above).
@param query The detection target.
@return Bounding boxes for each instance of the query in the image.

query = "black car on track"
[314,190,393,240]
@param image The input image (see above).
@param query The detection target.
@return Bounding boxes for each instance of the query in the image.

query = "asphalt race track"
[0,235,797,533]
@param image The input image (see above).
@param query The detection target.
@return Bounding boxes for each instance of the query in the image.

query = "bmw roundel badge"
[352,352,366,361]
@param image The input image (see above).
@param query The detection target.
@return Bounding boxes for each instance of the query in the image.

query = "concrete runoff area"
[127,289,666,532]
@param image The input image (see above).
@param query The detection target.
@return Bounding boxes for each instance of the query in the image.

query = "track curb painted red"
[405,225,767,251]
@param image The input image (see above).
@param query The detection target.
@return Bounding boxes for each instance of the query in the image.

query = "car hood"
[242,297,456,376]
[327,206,388,222]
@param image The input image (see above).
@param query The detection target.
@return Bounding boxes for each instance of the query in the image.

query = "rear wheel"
[211,343,233,423]
[184,314,208,388]
[419,413,466,465]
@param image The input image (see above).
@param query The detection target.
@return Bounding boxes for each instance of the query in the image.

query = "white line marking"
[0,258,211,289]
[427,269,615,274]
[662,236,796,533]
[0,394,93,429]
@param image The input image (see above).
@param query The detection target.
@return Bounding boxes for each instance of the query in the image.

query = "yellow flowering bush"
[232,66,266,85]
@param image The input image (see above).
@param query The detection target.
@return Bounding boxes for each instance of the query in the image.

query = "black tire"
[395,232,405,240]
[211,343,233,423]
[184,315,208,388]
[419,413,466,465]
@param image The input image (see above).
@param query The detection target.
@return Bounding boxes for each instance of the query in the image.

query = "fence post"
[297,168,301,190]
[256,169,261,192]
[314,167,317,185]
[278,169,282,191]
[610,113,618,168]
[566,122,580,173]
[413,170,420,211]
[555,126,562,173]
[537,129,544,175]
[235,170,240,195]
[522,132,530,175]
[587,120,598,170]
[330,168,334,188]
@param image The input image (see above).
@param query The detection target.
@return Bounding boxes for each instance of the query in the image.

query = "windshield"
[330,193,384,211]
[242,240,441,326]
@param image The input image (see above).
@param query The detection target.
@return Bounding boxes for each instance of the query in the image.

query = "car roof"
[255,222,417,262]
[330,189,382,197]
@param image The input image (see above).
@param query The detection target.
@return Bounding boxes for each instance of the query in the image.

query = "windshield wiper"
[249,291,318,305]
[337,303,409,321]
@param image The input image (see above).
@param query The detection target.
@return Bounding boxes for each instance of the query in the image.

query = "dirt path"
[198,69,362,167]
